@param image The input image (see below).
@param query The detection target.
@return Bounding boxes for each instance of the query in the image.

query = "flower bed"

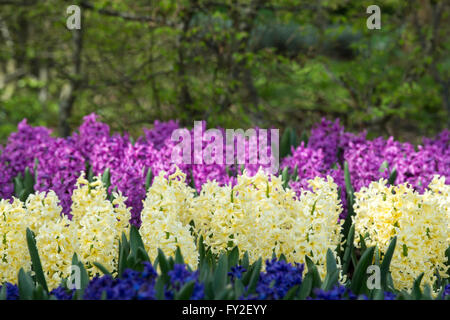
[0,116,449,300]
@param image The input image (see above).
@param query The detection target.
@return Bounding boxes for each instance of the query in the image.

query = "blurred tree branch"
[0,0,37,6]
[58,13,83,136]
[76,0,175,27]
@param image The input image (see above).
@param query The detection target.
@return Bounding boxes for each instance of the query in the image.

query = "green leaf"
[373,289,385,300]
[351,249,358,270]
[228,246,239,268]
[292,165,298,181]
[298,273,313,299]
[87,166,94,182]
[118,238,128,277]
[14,174,23,199]
[350,246,375,295]
[71,252,79,266]
[445,246,450,270]
[247,258,262,294]
[129,225,150,263]
[305,256,322,290]
[33,158,39,187]
[234,278,245,298]
[241,252,249,271]
[241,265,253,286]
[126,255,136,269]
[18,268,34,300]
[283,285,300,300]
[214,286,230,300]
[386,273,395,292]
[402,244,408,257]
[281,167,290,189]
[189,168,196,190]
[342,161,355,244]
[93,262,112,276]
[374,246,381,266]
[175,247,185,265]
[72,290,82,300]
[0,285,7,300]
[168,256,175,270]
[204,280,214,300]
[175,280,195,300]
[137,247,150,266]
[412,273,424,299]
[26,228,48,292]
[380,237,397,290]
[422,284,432,300]
[32,284,46,300]
[321,270,339,291]
[359,234,367,254]
[213,254,228,297]
[154,277,165,300]
[326,248,338,276]
[342,224,355,276]
[23,167,35,199]
[344,161,354,195]
[101,168,111,193]
[157,249,170,275]
[226,166,233,177]
[388,167,397,185]
[322,249,339,291]
[121,231,130,250]
[145,167,153,191]
[198,235,205,265]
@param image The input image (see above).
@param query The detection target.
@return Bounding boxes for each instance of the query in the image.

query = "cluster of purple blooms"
[0,114,275,226]
[0,283,19,300]
[0,115,448,224]
[245,259,304,300]
[310,285,366,300]
[82,262,159,300]
[48,261,203,300]
[281,118,449,218]
[0,259,409,300]
[165,264,204,300]
[443,284,450,299]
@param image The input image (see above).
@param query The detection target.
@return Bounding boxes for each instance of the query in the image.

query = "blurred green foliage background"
[0,0,448,142]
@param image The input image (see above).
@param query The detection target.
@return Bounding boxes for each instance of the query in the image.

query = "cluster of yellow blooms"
[1,167,345,288]
[188,171,343,277]
[428,176,450,242]
[353,176,449,292]
[0,175,131,289]
[139,169,199,269]
[0,197,32,285]
[140,167,343,278]
[5,166,446,293]
[70,173,131,275]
